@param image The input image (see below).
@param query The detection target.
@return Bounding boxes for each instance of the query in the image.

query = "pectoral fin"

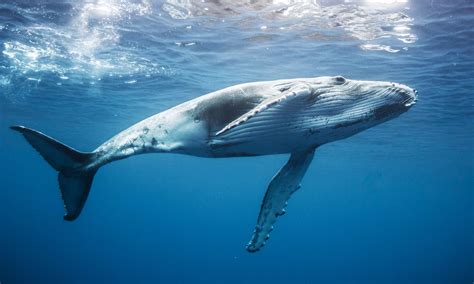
[246,147,316,252]
[214,82,316,144]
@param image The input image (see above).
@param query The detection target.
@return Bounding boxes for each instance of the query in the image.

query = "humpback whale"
[11,76,417,252]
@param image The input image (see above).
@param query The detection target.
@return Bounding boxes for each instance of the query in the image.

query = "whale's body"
[12,76,417,252]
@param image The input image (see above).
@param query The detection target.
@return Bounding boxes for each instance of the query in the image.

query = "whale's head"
[307,76,417,139]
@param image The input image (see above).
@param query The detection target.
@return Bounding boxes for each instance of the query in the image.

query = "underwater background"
[0,0,472,283]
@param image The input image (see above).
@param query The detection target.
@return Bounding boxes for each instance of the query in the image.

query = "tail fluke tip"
[10,125,26,131]
[64,214,79,221]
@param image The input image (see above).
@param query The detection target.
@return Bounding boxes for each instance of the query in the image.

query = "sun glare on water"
[364,0,408,5]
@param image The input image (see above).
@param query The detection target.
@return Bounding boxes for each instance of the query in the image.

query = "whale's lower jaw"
[206,109,407,158]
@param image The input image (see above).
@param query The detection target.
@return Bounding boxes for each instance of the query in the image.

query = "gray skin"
[11,76,417,252]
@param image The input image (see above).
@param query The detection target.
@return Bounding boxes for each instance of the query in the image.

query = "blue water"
[1,0,473,283]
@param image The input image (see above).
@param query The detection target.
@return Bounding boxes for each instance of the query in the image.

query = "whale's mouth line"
[402,94,417,107]
[373,101,411,121]
[400,87,418,107]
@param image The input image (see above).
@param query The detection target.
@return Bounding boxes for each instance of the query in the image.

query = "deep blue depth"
[0,0,472,283]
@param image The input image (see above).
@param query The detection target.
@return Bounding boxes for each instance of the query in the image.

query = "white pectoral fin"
[214,82,315,141]
[246,147,316,252]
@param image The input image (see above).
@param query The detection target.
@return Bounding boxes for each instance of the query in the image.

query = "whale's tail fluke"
[10,125,97,221]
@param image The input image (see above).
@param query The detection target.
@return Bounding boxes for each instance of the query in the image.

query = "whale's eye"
[275,82,296,92]
[334,76,346,84]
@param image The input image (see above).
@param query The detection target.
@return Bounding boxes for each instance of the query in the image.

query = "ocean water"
[0,0,473,283]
